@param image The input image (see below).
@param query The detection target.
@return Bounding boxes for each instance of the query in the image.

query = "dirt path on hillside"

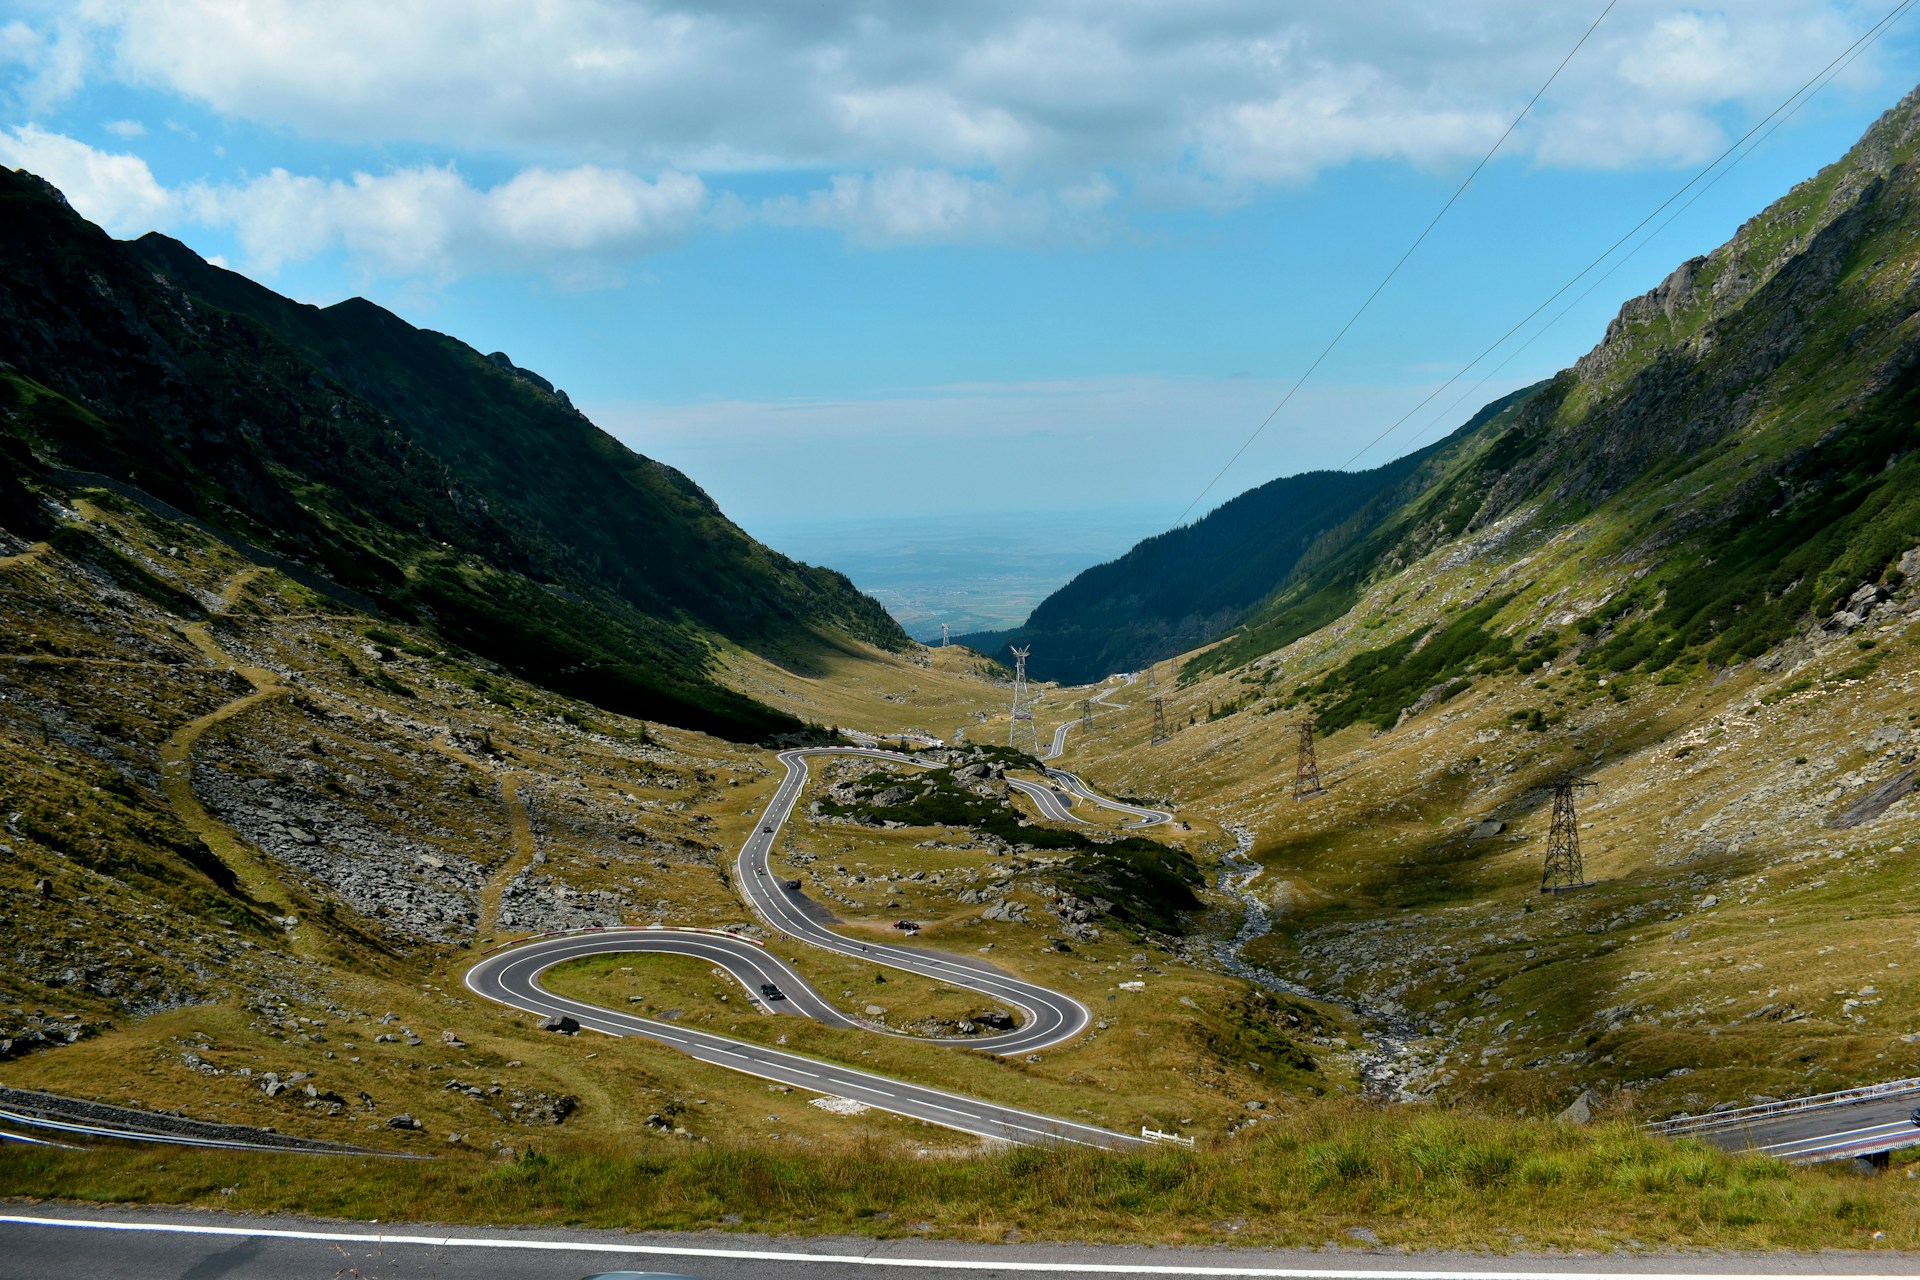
[0,541,49,570]
[158,567,300,921]
[423,729,538,937]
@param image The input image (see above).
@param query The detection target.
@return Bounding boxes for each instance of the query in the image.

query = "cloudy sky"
[2,1,1916,535]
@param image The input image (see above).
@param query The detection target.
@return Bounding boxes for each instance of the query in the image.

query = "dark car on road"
[760,983,785,1001]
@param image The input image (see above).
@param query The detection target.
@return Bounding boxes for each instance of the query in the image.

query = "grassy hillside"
[1199,84,1920,695]
[0,475,1317,1168]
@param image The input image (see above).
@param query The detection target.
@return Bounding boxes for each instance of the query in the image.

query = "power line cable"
[1399,10,1903,455]
[1011,0,1916,680]
[1299,0,1917,488]
[1172,0,1620,528]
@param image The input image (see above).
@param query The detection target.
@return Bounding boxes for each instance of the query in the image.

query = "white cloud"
[0,123,172,235]
[49,0,1898,191]
[762,168,1107,247]
[183,161,706,278]
[0,10,95,113]
[0,124,705,280]
[482,165,706,253]
[102,117,143,137]
[12,2,1908,251]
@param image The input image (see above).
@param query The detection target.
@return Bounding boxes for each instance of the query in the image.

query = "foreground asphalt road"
[7,1207,1920,1280]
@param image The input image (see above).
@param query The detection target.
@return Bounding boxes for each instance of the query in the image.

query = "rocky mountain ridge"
[0,167,907,741]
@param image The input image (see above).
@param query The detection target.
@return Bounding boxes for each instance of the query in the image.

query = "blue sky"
[3,1,1917,538]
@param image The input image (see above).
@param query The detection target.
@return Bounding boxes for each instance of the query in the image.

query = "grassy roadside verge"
[4,1102,1916,1251]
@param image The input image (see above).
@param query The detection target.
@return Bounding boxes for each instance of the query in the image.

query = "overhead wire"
[1264,0,1920,497]
[1395,6,1908,457]
[1013,0,1918,682]
[1170,0,1621,530]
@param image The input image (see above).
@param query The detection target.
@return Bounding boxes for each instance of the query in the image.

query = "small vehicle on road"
[760,983,785,1001]
[761,825,774,833]
[1910,1105,1920,1127]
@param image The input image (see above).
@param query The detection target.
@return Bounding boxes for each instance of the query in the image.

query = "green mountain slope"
[959,385,1542,684]
[984,85,1920,700]
[0,168,908,739]
[1195,82,1920,704]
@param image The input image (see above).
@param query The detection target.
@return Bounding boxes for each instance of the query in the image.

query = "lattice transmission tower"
[1008,646,1041,755]
[1149,696,1171,746]
[1081,698,1093,726]
[1294,715,1322,798]
[940,623,949,647]
[1541,777,1597,893]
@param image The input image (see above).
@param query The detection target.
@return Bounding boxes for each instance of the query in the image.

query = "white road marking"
[0,1216,1898,1278]
[1756,1118,1913,1153]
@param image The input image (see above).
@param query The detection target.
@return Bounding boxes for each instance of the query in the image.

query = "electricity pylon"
[1081,698,1093,726]
[1294,715,1322,798]
[940,623,949,647]
[1009,646,1040,755]
[1541,777,1598,893]
[1150,696,1171,745]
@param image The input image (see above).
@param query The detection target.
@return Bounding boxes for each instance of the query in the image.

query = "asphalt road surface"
[1005,776,1084,823]
[1008,678,1174,831]
[732,748,1101,1057]
[463,928,1134,1148]
[8,1208,1920,1280]
[465,745,1161,1150]
[1683,1090,1920,1162]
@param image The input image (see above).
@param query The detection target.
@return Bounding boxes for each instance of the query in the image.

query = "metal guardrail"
[1648,1075,1920,1136]
[1141,1126,1195,1147]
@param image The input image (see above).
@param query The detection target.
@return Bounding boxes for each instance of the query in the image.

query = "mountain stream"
[1207,822,1420,1099]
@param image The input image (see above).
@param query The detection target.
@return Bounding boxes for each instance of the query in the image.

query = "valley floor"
[3,476,1919,1248]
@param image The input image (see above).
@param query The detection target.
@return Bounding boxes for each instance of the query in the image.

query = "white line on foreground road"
[2,1216,1909,1278]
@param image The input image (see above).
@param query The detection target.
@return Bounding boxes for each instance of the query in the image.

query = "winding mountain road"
[465,743,1172,1149]
[1009,676,1174,829]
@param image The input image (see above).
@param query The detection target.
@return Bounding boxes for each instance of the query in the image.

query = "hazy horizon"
[752,505,1185,642]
